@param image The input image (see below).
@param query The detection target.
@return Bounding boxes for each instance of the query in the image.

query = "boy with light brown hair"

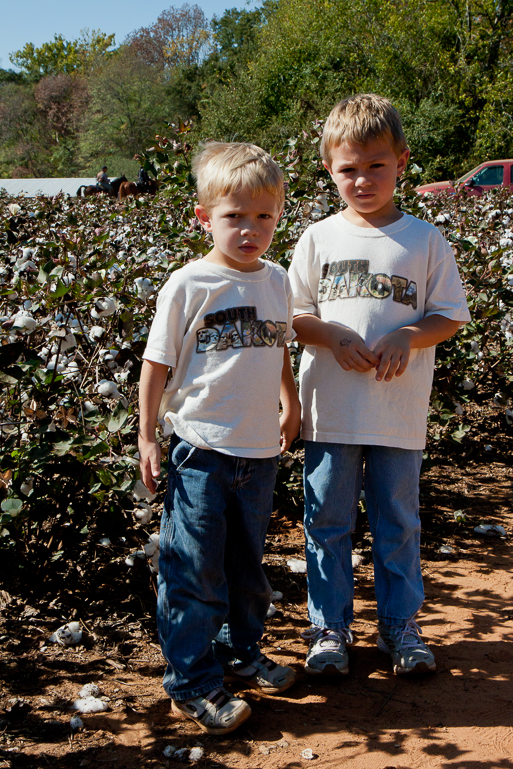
[289,94,470,676]
[139,142,300,735]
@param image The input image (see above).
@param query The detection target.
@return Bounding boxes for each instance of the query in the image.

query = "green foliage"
[9,30,116,80]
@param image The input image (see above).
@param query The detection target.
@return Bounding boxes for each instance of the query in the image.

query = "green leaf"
[107,405,129,433]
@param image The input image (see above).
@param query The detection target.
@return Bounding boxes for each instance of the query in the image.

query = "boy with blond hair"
[139,142,300,735]
[289,94,470,676]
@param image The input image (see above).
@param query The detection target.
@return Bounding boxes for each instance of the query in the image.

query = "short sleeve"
[143,276,187,368]
[425,230,471,322]
[288,231,321,317]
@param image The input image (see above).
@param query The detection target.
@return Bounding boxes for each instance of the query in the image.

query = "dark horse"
[76,176,127,198]
[118,179,160,201]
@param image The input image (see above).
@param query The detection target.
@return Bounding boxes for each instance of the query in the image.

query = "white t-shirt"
[143,258,295,458]
[288,212,471,450]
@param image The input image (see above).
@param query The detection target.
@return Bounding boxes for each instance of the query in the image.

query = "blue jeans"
[157,434,278,701]
[304,441,424,629]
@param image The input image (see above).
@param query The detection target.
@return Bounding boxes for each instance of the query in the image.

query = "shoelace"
[188,687,231,715]
[396,618,424,648]
[301,626,353,645]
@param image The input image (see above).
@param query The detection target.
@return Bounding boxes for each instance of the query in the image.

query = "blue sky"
[2,0,250,70]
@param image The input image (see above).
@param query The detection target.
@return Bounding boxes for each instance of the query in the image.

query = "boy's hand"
[329,327,380,372]
[372,329,412,382]
[138,435,161,494]
[279,408,301,454]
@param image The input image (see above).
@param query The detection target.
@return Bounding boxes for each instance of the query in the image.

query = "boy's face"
[195,189,282,272]
[324,138,409,227]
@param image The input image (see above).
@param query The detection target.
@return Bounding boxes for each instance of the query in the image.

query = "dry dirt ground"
[1,454,512,769]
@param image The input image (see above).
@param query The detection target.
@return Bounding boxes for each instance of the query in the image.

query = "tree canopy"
[1,0,512,181]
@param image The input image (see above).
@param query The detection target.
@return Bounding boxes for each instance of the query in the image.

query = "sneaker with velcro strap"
[377,618,436,675]
[302,625,354,675]
[172,687,251,735]
[224,653,296,694]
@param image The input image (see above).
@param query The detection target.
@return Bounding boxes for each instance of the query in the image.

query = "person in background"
[96,166,113,194]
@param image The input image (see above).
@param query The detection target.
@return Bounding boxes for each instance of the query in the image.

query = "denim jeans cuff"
[308,613,353,630]
[166,677,225,702]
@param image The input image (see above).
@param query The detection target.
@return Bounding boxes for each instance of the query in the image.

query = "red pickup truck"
[416,159,513,196]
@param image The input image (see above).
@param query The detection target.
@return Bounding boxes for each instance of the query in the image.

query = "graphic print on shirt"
[319,259,417,309]
[196,305,287,353]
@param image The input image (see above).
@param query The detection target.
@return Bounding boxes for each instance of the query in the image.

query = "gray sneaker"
[224,653,296,694]
[172,687,251,735]
[302,626,354,675]
[377,619,436,675]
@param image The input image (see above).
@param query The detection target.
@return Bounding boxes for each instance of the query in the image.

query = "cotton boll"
[79,683,101,698]
[134,503,153,525]
[287,558,307,573]
[453,401,464,416]
[73,697,108,714]
[91,297,116,319]
[12,313,37,333]
[266,603,277,618]
[135,277,155,300]
[461,379,475,390]
[150,550,160,573]
[50,621,82,646]
[89,325,105,341]
[97,379,122,399]
[133,479,157,502]
[270,590,283,602]
[189,747,205,762]
[144,536,159,558]
[82,400,98,413]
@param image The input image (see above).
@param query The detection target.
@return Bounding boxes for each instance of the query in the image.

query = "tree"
[78,47,169,172]
[10,30,115,80]
[126,4,211,69]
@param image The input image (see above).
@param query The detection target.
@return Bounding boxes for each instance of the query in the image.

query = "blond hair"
[192,141,285,211]
[321,94,408,165]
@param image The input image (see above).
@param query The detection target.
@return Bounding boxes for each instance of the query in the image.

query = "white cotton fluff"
[97,379,121,398]
[134,503,153,525]
[270,590,283,602]
[150,551,160,573]
[133,479,157,502]
[453,402,464,416]
[73,696,108,714]
[91,297,116,319]
[135,277,155,299]
[144,534,160,558]
[8,203,21,215]
[125,550,145,566]
[89,326,105,341]
[266,603,277,618]
[461,379,475,390]
[163,745,176,758]
[50,621,82,646]
[12,313,37,333]
[189,747,205,762]
[474,524,506,537]
[79,683,101,698]
[287,558,307,573]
